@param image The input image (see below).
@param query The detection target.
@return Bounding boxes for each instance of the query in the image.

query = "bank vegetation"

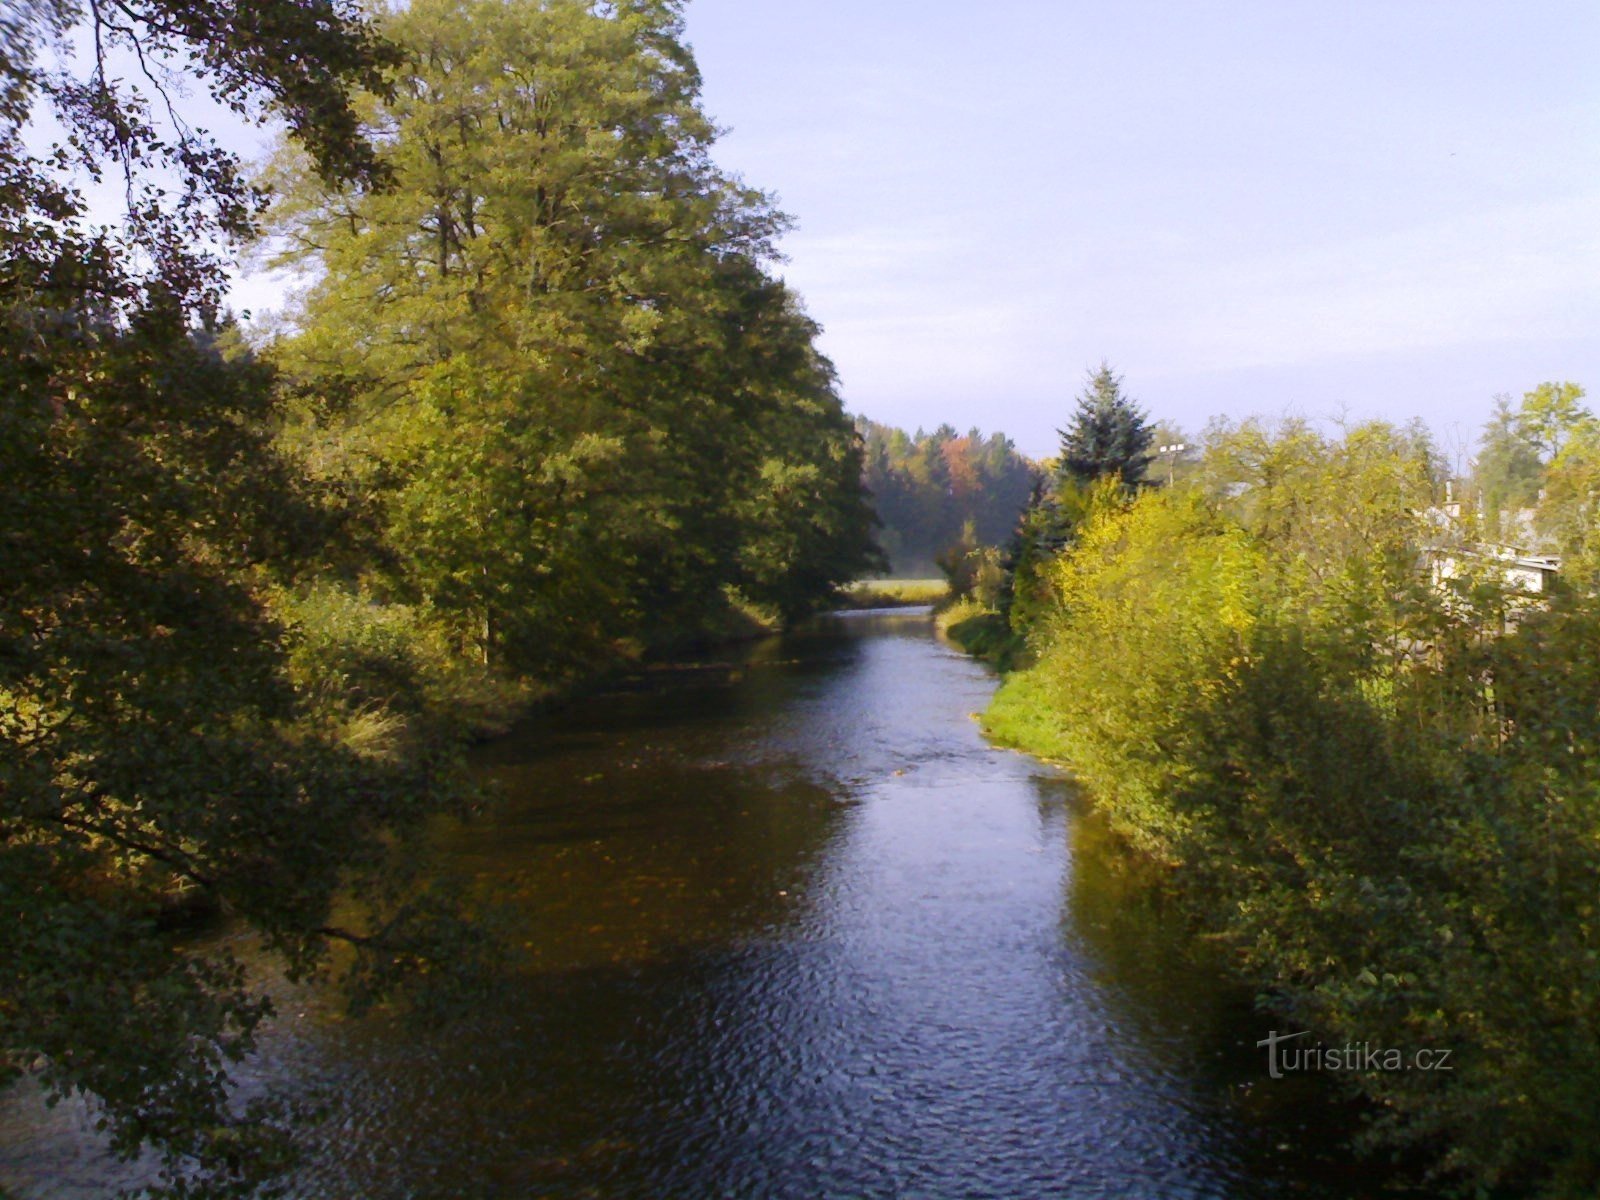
[979,396,1600,1199]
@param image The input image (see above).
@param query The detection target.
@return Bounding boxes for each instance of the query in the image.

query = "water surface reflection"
[1,610,1413,1198]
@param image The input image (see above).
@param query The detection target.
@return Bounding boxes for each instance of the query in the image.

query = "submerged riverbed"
[2,609,1412,1198]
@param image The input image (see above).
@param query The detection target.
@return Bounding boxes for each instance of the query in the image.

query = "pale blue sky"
[672,0,1600,459]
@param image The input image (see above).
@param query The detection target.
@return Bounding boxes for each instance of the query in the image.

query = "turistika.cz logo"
[1256,1030,1455,1079]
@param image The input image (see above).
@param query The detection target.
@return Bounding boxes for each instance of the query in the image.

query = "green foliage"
[934,520,1006,607]
[1470,382,1592,545]
[835,579,949,609]
[1518,381,1594,461]
[1476,397,1549,535]
[276,580,524,739]
[1055,362,1155,490]
[0,304,493,1195]
[995,365,1156,642]
[1000,475,1107,639]
[5,0,875,1192]
[3,0,397,315]
[991,485,1265,855]
[936,598,1027,672]
[267,0,876,657]
[0,0,523,1191]
[981,663,1075,760]
[987,417,1600,1197]
[1539,423,1600,585]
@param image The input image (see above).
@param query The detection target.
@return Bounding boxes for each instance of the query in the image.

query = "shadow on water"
[1,608,1426,1199]
[1062,804,1433,1198]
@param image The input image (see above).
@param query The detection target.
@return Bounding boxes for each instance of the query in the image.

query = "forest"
[856,419,1037,578]
[957,373,1600,1200]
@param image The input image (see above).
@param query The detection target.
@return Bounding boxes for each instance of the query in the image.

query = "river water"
[2,609,1412,1198]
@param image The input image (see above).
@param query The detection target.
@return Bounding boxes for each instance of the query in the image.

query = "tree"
[1474,396,1546,536]
[991,365,1153,632]
[998,474,1102,634]
[1056,363,1155,490]
[981,419,1600,1196]
[855,418,1036,576]
[2,3,504,1195]
[1536,421,1600,584]
[265,0,876,657]
[1472,383,1593,545]
[3,0,397,312]
[1518,380,1594,462]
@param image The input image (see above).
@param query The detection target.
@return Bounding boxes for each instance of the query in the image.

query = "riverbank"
[946,470,1600,1200]
[373,583,944,755]
[832,578,948,610]
[494,601,787,730]
[933,597,1027,671]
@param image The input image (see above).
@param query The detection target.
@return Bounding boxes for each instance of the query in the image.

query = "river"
[1,609,1412,1198]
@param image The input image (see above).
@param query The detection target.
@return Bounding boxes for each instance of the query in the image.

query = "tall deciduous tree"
[1474,395,1548,534]
[266,0,875,662]
[1472,382,1592,545]
[1518,380,1594,461]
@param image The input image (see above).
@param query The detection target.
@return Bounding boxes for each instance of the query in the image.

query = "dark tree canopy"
[1056,363,1155,490]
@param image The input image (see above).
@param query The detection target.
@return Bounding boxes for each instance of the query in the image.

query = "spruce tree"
[1056,363,1155,489]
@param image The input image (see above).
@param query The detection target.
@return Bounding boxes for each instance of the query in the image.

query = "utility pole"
[1157,443,1188,487]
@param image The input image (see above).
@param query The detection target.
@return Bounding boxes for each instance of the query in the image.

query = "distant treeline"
[857,418,1038,577]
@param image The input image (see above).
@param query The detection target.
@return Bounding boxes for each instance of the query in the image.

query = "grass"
[977,665,1072,760]
[834,578,949,609]
[935,596,1031,673]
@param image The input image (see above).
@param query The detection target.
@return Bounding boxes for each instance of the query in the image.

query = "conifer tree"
[1056,363,1155,489]
[996,364,1152,633]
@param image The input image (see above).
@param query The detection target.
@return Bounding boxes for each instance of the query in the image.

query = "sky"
[223,0,1600,461]
[653,0,1600,460]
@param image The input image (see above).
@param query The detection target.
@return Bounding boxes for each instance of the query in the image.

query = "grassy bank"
[833,578,949,609]
[934,597,1028,672]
